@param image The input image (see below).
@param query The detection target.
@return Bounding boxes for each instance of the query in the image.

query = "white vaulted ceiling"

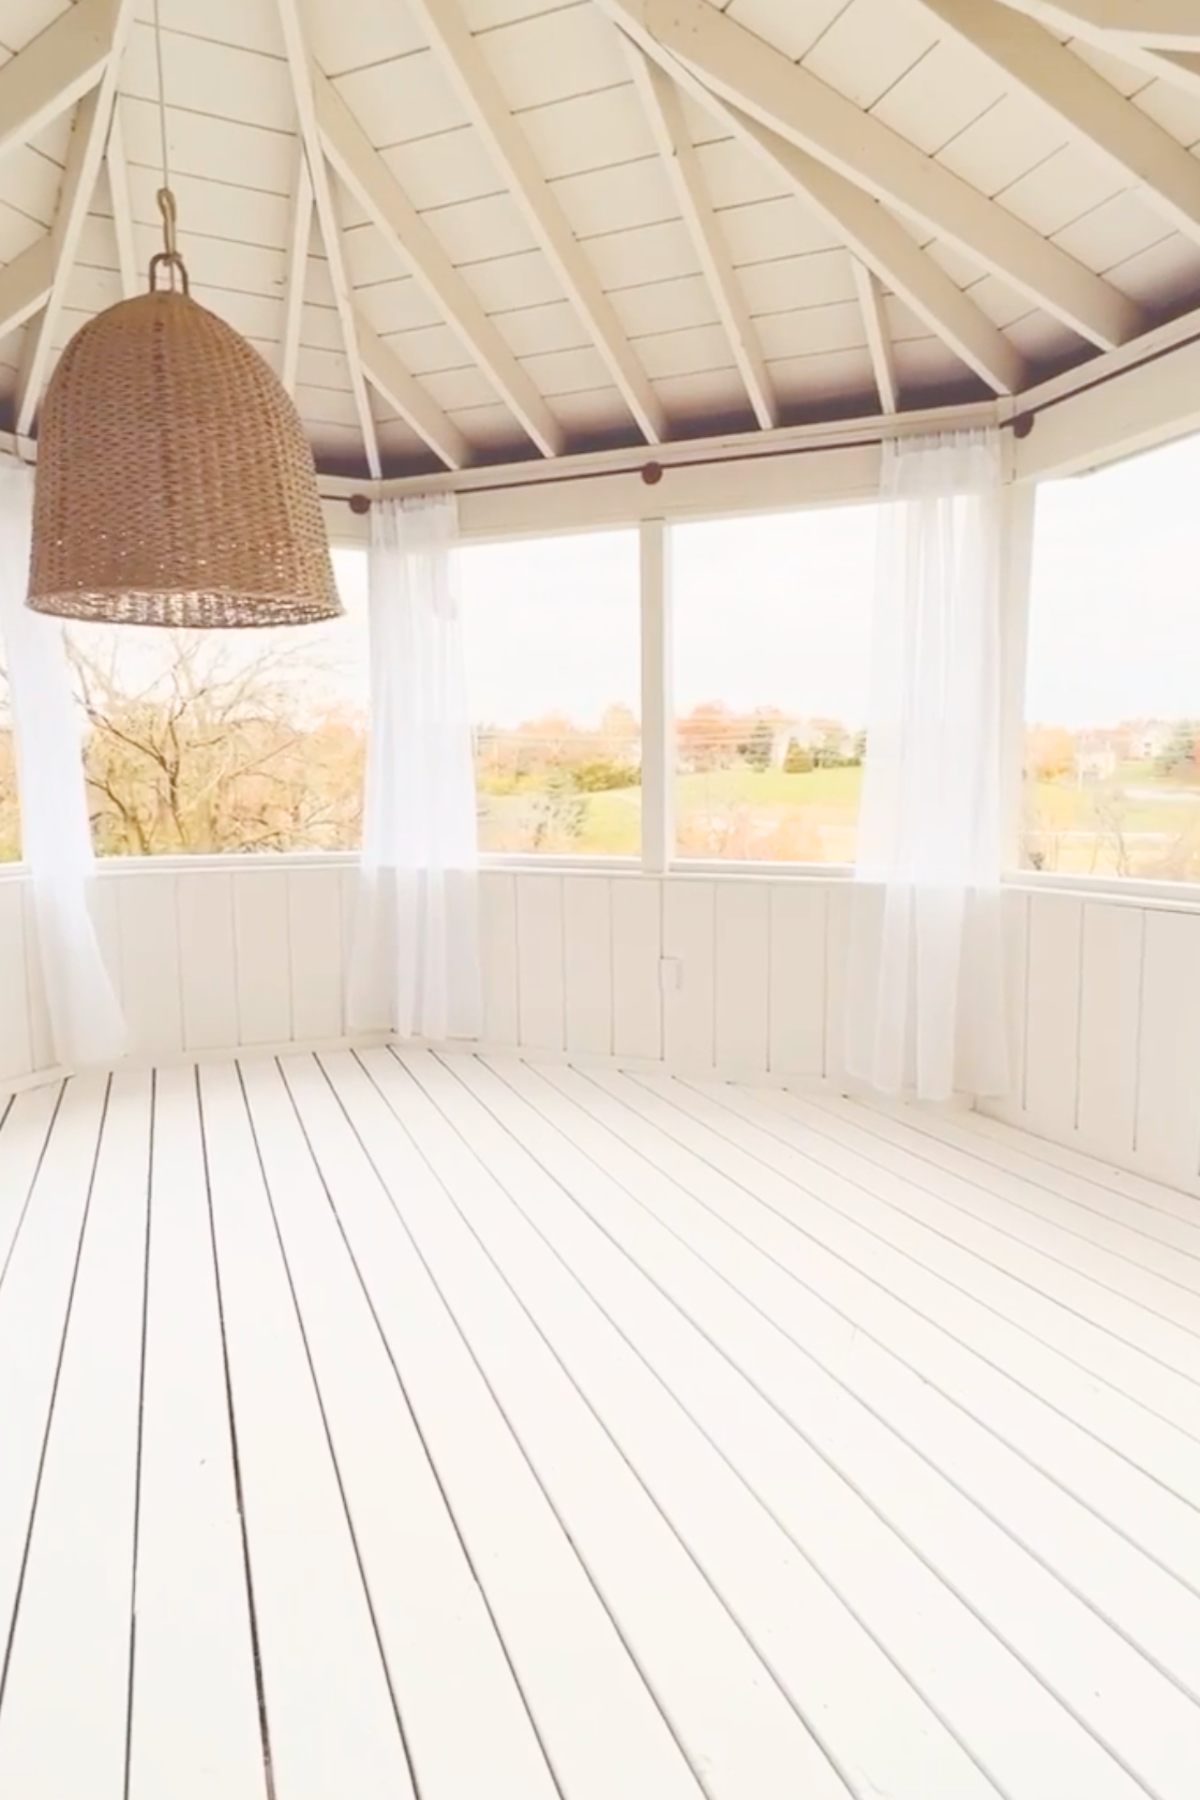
[1,0,1200,477]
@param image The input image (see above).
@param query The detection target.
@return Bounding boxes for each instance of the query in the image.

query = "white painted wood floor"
[0,1051,1199,1800]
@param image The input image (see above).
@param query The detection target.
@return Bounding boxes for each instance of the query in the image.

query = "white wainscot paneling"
[8,861,1200,1204]
[981,888,1200,1196]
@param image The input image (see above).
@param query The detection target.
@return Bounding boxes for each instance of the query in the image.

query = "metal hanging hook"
[149,187,188,294]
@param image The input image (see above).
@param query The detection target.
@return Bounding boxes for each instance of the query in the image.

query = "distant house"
[1125,721,1174,761]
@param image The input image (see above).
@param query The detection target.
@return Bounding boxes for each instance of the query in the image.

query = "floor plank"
[284,1051,705,1800]
[1,1048,1197,1800]
[197,1062,417,1800]
[240,1055,562,1800]
[0,1074,149,1800]
[127,1068,266,1800]
[0,1076,109,1737]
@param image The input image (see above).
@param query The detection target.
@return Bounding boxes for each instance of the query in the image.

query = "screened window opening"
[671,508,875,863]
[1023,432,1200,883]
[64,549,368,857]
[460,529,641,857]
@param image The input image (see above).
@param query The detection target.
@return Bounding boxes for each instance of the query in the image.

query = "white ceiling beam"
[275,0,381,476]
[852,261,899,414]
[626,46,776,429]
[281,146,313,397]
[995,1,1200,48]
[0,240,55,342]
[312,67,564,457]
[914,0,1200,246]
[105,99,138,301]
[16,0,138,435]
[596,0,1143,351]
[403,0,667,445]
[357,322,471,471]
[0,0,119,168]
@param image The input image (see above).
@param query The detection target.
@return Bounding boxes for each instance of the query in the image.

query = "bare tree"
[66,631,366,855]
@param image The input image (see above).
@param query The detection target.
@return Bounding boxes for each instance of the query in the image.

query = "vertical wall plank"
[516,874,565,1053]
[177,872,238,1053]
[89,878,122,1002]
[768,882,827,1080]
[117,873,183,1058]
[116,871,183,1051]
[988,887,1031,1126]
[233,869,293,1047]
[1023,892,1084,1137]
[714,882,769,1075]
[1076,901,1143,1164]
[1137,908,1200,1182]
[479,871,519,1047]
[288,865,345,1044]
[662,879,714,1069]
[116,867,184,1051]
[612,877,662,1061]
[0,882,32,1083]
[824,880,854,1090]
[21,884,54,1072]
[562,877,612,1057]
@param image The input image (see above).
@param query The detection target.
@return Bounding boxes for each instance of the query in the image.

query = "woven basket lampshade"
[28,255,341,629]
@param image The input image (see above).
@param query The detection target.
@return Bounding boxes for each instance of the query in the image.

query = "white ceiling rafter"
[0,240,55,342]
[356,323,470,472]
[594,0,1143,351]
[275,0,382,476]
[626,45,777,431]
[0,0,119,169]
[915,0,1200,246]
[994,1,1200,48]
[643,56,1025,398]
[852,262,899,415]
[105,98,138,301]
[403,0,668,446]
[16,0,139,437]
[312,68,564,458]
[281,145,313,399]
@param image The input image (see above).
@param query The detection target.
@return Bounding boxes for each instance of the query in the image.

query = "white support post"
[998,478,1038,871]
[640,516,673,874]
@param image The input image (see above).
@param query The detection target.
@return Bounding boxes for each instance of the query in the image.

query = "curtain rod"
[327,319,1200,511]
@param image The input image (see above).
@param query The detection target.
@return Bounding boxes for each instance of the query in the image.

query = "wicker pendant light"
[26,0,340,629]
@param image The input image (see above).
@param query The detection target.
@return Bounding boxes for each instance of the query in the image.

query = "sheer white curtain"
[845,429,1009,1103]
[0,462,125,1068]
[347,493,482,1041]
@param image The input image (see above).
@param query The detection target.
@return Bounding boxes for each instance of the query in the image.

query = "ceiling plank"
[627,46,776,430]
[852,261,899,414]
[995,1,1200,49]
[106,100,138,301]
[282,147,313,397]
[649,66,1025,397]
[275,0,381,476]
[403,0,667,445]
[357,323,470,471]
[312,67,564,457]
[0,239,55,341]
[915,0,1200,246]
[0,0,119,169]
[596,0,1144,352]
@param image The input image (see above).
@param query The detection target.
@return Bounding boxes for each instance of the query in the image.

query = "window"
[671,508,875,862]
[67,549,368,856]
[1023,433,1200,882]
[460,529,641,856]
[0,647,16,862]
